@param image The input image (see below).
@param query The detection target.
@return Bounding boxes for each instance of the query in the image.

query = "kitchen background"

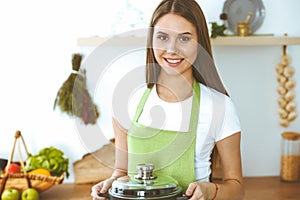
[0,0,299,183]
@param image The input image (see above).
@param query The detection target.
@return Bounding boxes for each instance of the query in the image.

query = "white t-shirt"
[119,82,241,182]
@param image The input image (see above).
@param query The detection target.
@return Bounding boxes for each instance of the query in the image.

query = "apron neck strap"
[133,79,200,133]
[188,79,200,132]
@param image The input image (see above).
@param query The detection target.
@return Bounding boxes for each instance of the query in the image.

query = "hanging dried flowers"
[53,53,99,125]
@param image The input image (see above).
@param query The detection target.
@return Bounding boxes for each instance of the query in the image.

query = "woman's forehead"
[154,14,196,35]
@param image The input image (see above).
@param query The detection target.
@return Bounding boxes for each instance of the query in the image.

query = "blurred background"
[0,0,299,183]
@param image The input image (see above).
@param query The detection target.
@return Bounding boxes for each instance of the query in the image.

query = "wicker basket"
[0,131,64,194]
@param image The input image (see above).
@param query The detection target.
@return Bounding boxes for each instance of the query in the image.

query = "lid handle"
[134,163,157,180]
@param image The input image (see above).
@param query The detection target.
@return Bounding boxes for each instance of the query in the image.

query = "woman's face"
[152,13,198,77]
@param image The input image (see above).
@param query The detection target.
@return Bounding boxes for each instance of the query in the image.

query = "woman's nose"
[166,39,178,54]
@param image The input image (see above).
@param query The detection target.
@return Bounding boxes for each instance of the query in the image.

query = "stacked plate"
[222,0,266,34]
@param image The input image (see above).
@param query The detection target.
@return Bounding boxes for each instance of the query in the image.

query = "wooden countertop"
[39,176,300,200]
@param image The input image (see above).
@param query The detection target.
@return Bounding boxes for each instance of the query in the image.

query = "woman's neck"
[156,72,194,102]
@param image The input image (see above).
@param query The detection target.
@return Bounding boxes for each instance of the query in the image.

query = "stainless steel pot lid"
[108,164,183,199]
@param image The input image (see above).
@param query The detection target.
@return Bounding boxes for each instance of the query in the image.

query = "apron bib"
[127,80,200,191]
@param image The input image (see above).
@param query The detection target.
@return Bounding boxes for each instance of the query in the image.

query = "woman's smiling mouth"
[164,58,184,66]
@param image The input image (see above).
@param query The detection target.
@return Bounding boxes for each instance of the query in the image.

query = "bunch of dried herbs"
[53,53,99,125]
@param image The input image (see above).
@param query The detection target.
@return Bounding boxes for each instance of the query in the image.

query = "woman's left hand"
[185,182,205,200]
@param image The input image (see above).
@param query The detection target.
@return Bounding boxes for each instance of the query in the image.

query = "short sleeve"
[215,95,241,142]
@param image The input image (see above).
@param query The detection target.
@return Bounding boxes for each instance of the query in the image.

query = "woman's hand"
[91,178,114,200]
[185,182,206,200]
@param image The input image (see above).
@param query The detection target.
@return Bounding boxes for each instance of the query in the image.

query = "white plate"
[222,0,266,34]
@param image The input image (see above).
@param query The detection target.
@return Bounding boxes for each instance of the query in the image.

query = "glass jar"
[280,132,300,182]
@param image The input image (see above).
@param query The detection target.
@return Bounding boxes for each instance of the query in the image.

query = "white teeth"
[166,59,181,64]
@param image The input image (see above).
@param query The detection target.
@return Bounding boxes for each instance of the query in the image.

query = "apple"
[22,188,39,200]
[1,188,20,200]
[4,163,21,174]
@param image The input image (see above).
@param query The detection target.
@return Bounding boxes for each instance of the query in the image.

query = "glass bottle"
[280,131,300,182]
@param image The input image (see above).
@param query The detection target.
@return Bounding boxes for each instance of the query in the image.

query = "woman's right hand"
[91,178,114,200]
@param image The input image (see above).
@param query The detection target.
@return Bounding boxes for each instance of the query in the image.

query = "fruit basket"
[0,131,65,194]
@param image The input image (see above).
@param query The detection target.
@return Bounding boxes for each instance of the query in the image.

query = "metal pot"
[98,164,189,200]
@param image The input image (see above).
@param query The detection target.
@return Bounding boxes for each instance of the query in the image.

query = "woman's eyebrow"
[179,32,192,35]
[155,31,192,35]
[155,31,168,35]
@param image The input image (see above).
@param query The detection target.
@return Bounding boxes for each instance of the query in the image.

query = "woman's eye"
[157,35,168,41]
[179,36,190,42]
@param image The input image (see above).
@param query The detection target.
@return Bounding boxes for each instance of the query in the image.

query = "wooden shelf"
[211,36,300,46]
[77,36,300,47]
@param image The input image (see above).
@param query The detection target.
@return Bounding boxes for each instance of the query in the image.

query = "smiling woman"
[91,0,243,200]
[0,0,299,192]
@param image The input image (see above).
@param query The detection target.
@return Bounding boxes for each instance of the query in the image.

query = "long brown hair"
[146,0,228,95]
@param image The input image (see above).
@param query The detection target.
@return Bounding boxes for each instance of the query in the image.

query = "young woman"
[91,0,244,199]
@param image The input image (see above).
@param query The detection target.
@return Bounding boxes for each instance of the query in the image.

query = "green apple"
[1,188,20,200]
[21,188,39,200]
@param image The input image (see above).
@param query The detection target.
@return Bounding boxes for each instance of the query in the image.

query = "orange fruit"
[28,168,51,176]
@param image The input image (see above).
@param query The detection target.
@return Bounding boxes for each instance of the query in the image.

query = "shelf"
[211,36,300,46]
[77,36,300,47]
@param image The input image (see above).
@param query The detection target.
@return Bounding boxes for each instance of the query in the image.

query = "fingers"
[91,182,103,200]
[185,182,204,200]
[91,179,114,200]
[100,179,113,193]
[185,182,197,196]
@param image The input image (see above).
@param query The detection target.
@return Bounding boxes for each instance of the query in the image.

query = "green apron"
[127,80,200,191]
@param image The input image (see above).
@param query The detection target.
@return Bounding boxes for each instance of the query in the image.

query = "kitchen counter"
[39,176,300,200]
